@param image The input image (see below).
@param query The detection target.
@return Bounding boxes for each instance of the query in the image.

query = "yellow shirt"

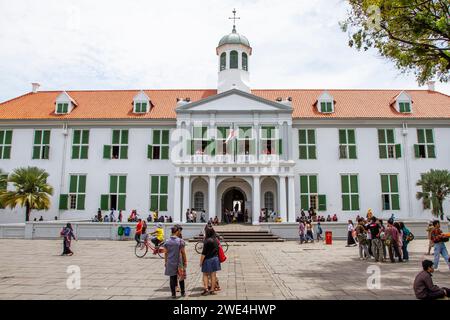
[155,228,164,241]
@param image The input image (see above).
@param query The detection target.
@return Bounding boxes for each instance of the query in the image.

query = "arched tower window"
[230,51,238,69]
[220,52,226,71]
[264,191,274,212]
[194,191,204,211]
[242,52,248,71]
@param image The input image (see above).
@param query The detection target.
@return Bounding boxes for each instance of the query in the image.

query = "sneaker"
[171,295,177,299]
[181,292,186,297]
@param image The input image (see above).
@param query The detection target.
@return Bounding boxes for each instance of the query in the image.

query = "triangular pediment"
[176,89,292,113]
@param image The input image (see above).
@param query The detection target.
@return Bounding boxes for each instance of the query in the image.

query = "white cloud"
[0,0,448,102]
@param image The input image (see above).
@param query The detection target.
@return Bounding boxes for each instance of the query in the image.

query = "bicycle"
[135,238,165,258]
[195,235,229,254]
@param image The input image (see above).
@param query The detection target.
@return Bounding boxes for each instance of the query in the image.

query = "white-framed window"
[134,101,148,113]
[56,103,69,114]
[194,192,205,211]
[264,191,274,211]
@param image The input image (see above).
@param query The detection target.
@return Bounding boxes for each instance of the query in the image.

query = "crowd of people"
[296,208,339,223]
[91,209,173,223]
[185,208,207,223]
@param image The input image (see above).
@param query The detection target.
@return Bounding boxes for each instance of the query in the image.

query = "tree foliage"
[340,0,450,85]
[416,169,450,219]
[0,167,53,222]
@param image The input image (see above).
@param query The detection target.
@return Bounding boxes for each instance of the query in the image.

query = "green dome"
[218,27,250,47]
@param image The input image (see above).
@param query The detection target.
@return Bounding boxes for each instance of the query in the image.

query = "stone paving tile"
[0,239,449,300]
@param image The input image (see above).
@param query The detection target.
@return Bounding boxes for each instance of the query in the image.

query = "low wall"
[260,221,449,240]
[0,222,206,241]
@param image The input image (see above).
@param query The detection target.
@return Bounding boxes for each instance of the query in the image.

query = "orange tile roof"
[0,89,448,120]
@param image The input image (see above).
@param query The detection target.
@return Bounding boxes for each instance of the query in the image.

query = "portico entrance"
[222,187,247,223]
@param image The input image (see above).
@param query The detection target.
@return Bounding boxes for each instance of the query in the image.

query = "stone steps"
[189,230,285,242]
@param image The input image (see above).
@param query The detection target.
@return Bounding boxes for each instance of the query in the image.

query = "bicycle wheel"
[135,242,148,258]
[195,241,203,254]
[157,246,165,259]
[221,241,229,253]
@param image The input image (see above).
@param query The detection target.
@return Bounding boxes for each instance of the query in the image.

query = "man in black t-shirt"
[368,217,384,262]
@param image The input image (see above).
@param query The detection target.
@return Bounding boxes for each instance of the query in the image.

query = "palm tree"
[416,169,450,220]
[0,169,7,208]
[0,167,54,222]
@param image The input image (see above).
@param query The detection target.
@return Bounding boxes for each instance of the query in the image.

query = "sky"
[0,0,448,103]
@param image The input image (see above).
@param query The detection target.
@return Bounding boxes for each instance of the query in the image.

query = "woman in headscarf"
[61,223,77,256]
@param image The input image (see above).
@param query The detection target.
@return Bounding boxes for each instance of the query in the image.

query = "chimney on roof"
[31,83,40,93]
[427,81,435,91]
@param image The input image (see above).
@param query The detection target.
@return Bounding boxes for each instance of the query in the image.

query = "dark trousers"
[170,275,185,296]
[424,287,450,300]
[402,242,409,260]
[135,233,141,244]
[388,242,403,262]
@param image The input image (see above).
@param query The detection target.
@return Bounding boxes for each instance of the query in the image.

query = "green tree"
[0,167,54,222]
[340,0,450,85]
[416,169,450,220]
[0,169,7,208]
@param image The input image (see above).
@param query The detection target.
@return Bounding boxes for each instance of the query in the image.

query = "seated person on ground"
[150,223,164,246]
[414,260,450,300]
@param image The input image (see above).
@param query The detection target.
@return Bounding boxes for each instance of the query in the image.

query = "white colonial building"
[0,24,449,224]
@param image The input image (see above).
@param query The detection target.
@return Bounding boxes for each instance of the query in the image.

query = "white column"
[173,176,182,223]
[288,176,296,222]
[252,176,261,225]
[279,176,287,222]
[208,175,216,221]
[182,175,190,222]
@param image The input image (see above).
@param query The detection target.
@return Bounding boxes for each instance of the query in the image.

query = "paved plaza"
[0,238,448,300]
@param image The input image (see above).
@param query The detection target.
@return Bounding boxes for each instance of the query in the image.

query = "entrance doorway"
[222,187,247,223]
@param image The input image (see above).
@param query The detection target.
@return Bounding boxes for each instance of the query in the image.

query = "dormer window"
[55,91,77,115]
[392,91,412,113]
[132,90,151,114]
[56,103,69,114]
[317,91,334,114]
[398,101,411,113]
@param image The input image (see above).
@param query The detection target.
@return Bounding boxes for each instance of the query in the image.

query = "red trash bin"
[325,231,332,245]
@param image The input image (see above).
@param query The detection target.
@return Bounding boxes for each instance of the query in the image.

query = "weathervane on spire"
[229,8,240,32]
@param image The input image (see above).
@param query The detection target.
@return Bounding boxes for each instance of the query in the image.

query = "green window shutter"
[299,130,306,144]
[377,129,385,143]
[391,194,400,210]
[308,146,316,159]
[342,195,350,211]
[160,176,168,194]
[76,194,85,210]
[300,176,308,193]
[118,176,127,193]
[349,145,357,159]
[80,146,88,159]
[73,130,81,144]
[399,102,405,113]
[249,139,256,155]
[350,175,358,193]
[381,175,389,193]
[0,131,3,143]
[150,195,159,211]
[34,130,42,144]
[379,145,387,159]
[414,145,420,158]
[153,130,161,145]
[72,146,80,159]
[186,139,192,156]
[118,195,126,210]
[42,146,50,159]
[390,175,399,193]
[347,130,355,144]
[43,131,50,144]
[386,130,394,144]
[395,144,402,158]
[82,130,89,144]
[5,130,12,144]
[426,129,434,143]
[100,194,109,210]
[299,146,307,159]
[160,195,168,211]
[318,195,326,211]
[320,102,326,113]
[3,146,10,159]
[300,195,309,210]
[193,127,202,139]
[277,139,283,155]
[162,130,169,145]
[309,175,317,194]
[338,130,346,144]
[59,194,68,210]
[121,129,129,143]
[326,102,332,112]
[351,195,360,210]
[417,129,425,143]
[56,104,62,113]
[135,102,141,112]
[32,146,40,159]
[69,175,78,193]
[427,145,436,158]
[112,130,120,144]
[110,176,118,194]
[208,139,216,156]
[103,145,111,159]
[148,145,153,159]
[151,176,159,194]
[307,130,315,144]
[78,175,86,193]
[120,146,128,159]
[341,175,349,193]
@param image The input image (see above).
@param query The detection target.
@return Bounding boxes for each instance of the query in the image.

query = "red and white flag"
[225,129,238,144]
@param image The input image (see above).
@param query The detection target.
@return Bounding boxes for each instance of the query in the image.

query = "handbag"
[406,232,414,242]
[217,240,227,263]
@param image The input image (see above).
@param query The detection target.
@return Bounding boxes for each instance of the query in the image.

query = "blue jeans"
[402,241,409,260]
[434,242,450,269]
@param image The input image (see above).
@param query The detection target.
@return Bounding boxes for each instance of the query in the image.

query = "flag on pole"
[225,128,238,144]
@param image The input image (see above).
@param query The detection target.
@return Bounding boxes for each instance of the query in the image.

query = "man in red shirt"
[135,219,143,244]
